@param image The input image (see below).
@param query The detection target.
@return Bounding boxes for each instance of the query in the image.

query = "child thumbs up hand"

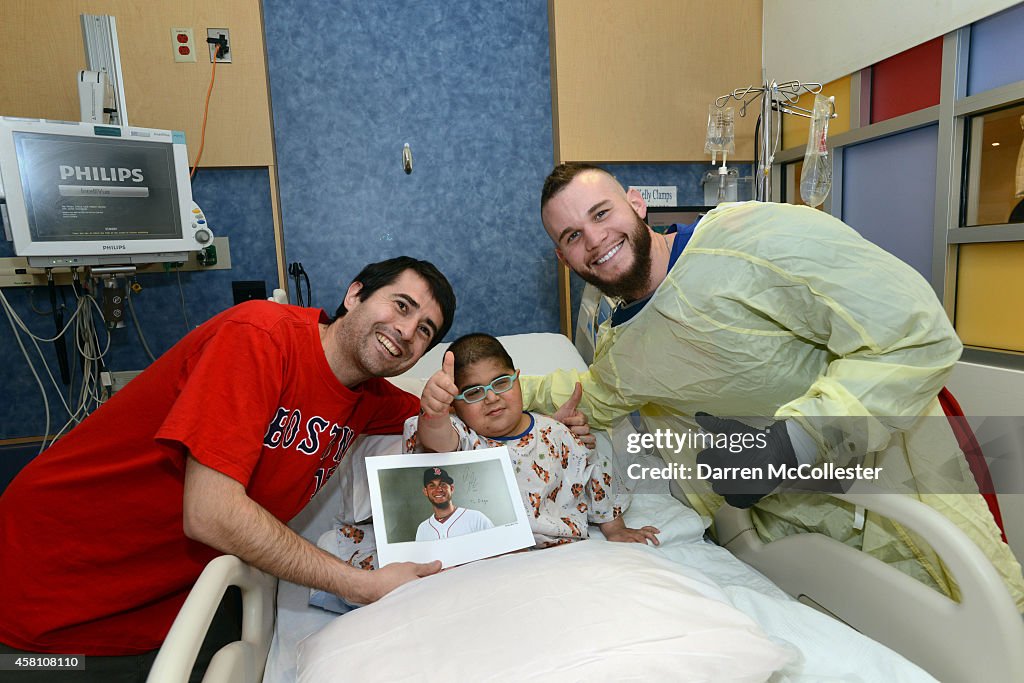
[420,351,458,419]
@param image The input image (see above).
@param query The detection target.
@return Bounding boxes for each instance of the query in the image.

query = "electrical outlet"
[171,27,196,63]
[207,28,232,63]
[109,370,144,394]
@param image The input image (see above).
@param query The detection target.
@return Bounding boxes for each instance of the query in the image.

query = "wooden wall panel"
[549,0,762,163]
[0,0,273,167]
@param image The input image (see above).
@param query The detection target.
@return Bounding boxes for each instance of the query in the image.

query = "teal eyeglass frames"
[455,370,520,403]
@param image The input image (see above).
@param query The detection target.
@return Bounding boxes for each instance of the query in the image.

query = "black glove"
[694,412,798,509]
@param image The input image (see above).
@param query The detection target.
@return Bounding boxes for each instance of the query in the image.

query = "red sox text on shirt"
[263,407,356,498]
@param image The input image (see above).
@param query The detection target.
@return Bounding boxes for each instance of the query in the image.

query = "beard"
[576,212,654,302]
[350,324,414,378]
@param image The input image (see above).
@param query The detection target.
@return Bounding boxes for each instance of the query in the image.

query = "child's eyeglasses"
[455,371,520,404]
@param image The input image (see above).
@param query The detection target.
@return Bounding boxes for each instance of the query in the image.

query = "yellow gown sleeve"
[703,204,963,453]
[521,357,645,432]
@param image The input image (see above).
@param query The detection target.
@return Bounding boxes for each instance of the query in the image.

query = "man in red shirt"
[0,257,457,681]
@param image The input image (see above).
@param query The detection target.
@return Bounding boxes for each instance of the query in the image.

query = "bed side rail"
[147,555,277,683]
[714,486,1024,683]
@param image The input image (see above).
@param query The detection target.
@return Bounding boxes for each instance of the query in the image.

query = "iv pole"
[80,14,134,331]
[715,80,836,202]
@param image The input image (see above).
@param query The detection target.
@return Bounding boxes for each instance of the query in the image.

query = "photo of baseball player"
[415,466,495,541]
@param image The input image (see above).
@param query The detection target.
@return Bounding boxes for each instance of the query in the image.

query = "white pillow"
[297,541,792,683]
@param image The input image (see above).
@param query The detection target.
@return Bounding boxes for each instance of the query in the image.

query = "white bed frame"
[148,486,1024,683]
[147,557,276,683]
[714,485,1024,683]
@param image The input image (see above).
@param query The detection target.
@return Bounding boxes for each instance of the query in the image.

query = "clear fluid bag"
[800,94,833,207]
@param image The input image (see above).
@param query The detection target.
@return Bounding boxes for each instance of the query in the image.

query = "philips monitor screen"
[0,118,201,267]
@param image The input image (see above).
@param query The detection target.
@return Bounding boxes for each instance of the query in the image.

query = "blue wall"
[262,0,558,340]
[0,168,278,439]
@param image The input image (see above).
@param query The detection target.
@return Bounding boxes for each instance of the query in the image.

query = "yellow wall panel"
[781,76,852,150]
[955,243,1024,353]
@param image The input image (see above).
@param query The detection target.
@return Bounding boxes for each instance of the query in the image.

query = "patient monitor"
[0,117,211,267]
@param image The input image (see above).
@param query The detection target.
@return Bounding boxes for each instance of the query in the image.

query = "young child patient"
[311,334,659,611]
[408,333,660,548]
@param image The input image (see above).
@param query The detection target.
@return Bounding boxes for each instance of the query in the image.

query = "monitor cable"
[289,262,311,307]
[126,284,158,363]
[0,288,51,455]
[47,269,71,386]
[175,267,192,332]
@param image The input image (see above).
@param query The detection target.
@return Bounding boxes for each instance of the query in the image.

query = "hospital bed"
[148,333,1024,683]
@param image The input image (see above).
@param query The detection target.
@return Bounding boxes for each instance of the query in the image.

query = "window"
[962,102,1024,227]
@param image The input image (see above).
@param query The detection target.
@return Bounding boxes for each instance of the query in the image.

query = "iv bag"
[705,105,735,157]
[800,95,833,207]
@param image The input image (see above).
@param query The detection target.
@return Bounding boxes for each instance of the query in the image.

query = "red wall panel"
[870,37,943,123]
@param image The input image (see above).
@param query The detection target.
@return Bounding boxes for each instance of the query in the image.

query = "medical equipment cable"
[126,287,158,363]
[4,293,84,427]
[47,271,71,386]
[73,291,111,363]
[63,292,105,397]
[12,311,77,420]
[2,282,82,417]
[27,288,53,316]
[5,279,87,345]
[189,44,221,180]
[1,284,110,452]
[64,280,110,405]
[289,262,311,306]
[74,270,110,405]
[50,290,110,445]
[35,286,77,409]
[175,267,192,331]
[0,288,52,455]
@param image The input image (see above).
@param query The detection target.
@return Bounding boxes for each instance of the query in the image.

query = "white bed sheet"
[620,492,937,683]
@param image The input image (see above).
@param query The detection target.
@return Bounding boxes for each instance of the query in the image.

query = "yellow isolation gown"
[523,201,1024,609]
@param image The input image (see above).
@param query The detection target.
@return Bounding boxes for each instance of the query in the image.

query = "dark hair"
[541,162,613,210]
[448,333,514,381]
[1010,198,1024,223]
[333,256,456,349]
